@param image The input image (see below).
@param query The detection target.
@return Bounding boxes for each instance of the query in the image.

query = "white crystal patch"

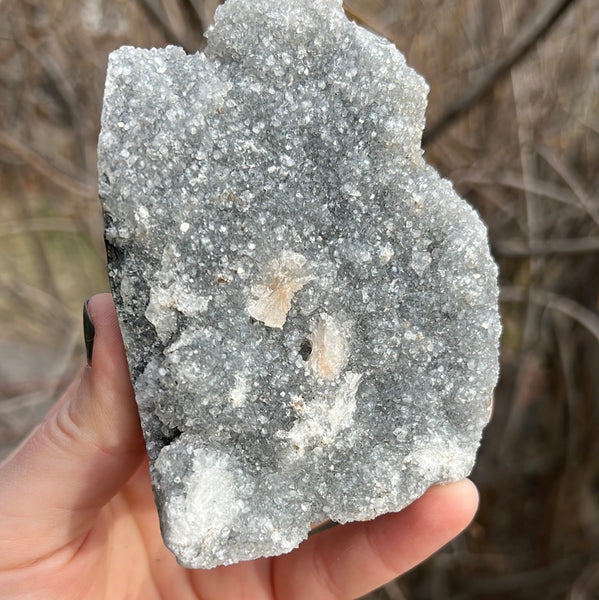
[307,314,350,380]
[247,250,312,328]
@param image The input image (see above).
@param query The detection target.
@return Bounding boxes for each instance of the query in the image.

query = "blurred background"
[0,0,598,597]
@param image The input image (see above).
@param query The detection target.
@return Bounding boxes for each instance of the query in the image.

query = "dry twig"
[0,131,95,198]
[500,286,599,343]
[423,0,578,145]
[493,236,599,257]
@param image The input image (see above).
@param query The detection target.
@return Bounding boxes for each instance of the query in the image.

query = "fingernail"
[83,299,95,366]
[308,519,339,537]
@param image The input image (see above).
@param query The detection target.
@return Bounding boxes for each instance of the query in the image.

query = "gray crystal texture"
[98,0,501,569]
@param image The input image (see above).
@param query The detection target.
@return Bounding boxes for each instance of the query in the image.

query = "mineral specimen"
[98,0,501,569]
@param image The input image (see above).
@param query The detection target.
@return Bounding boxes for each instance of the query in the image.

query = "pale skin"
[0,294,478,600]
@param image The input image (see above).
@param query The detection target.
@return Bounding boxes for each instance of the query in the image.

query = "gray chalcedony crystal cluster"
[98,0,501,569]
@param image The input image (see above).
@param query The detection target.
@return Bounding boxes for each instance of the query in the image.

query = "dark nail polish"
[83,299,95,365]
[307,519,338,537]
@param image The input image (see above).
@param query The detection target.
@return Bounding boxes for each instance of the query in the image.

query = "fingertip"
[84,292,115,322]
[456,477,480,517]
[85,294,125,364]
[84,293,133,395]
[426,478,479,527]
[77,293,143,455]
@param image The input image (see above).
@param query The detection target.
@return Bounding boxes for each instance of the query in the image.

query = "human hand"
[0,293,478,600]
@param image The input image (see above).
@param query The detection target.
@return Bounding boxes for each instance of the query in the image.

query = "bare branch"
[537,145,599,230]
[17,35,88,169]
[423,0,578,145]
[0,217,79,238]
[500,286,599,343]
[494,236,599,257]
[0,131,95,198]
[137,0,204,53]
[458,170,578,207]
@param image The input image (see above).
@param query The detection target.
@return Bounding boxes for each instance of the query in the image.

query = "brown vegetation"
[1,0,598,597]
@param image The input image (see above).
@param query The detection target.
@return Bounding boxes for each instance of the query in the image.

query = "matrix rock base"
[98,0,501,569]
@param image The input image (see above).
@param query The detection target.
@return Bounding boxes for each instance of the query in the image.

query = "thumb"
[0,293,146,568]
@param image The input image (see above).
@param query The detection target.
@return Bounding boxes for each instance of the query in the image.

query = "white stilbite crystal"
[286,371,363,456]
[98,0,501,569]
[247,251,311,328]
[156,447,240,548]
[307,314,349,381]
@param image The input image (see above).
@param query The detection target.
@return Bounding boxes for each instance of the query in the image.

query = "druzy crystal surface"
[98,0,501,569]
